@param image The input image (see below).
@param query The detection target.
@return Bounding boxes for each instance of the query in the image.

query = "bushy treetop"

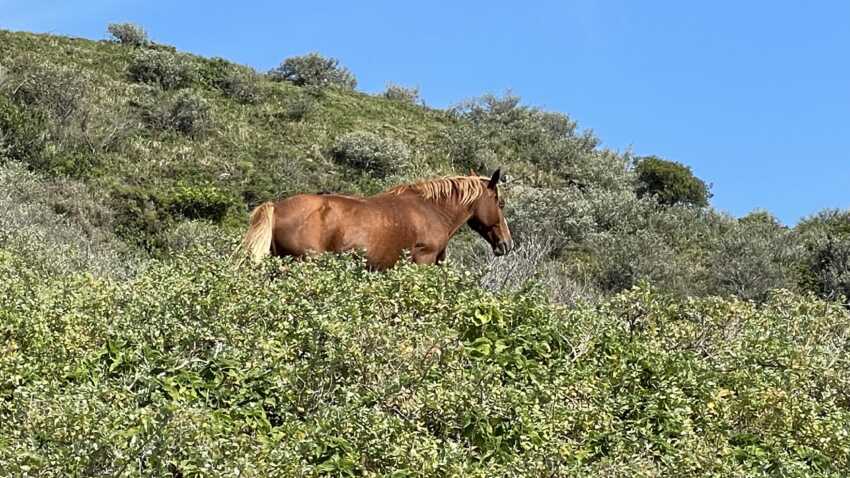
[268,52,356,90]
[634,156,711,207]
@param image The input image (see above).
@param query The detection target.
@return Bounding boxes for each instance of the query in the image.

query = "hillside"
[1,28,850,476]
[2,28,849,303]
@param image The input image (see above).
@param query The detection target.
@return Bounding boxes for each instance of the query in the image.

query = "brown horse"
[241,169,514,270]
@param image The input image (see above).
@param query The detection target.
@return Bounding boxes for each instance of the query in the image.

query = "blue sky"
[3,0,848,225]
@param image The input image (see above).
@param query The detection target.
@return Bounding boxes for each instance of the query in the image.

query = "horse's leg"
[411,246,442,266]
[435,249,447,265]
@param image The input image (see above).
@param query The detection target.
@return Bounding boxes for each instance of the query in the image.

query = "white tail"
[241,202,275,263]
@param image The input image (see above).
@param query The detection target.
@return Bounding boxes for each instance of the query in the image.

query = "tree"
[634,156,711,207]
[268,53,356,89]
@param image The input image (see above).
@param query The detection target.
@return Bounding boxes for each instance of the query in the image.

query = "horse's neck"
[418,197,473,239]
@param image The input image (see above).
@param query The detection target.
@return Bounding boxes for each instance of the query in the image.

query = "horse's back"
[270,193,414,267]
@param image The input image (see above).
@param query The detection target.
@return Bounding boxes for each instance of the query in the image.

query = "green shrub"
[331,131,411,177]
[449,93,625,190]
[795,210,850,301]
[1,250,848,476]
[110,185,172,250]
[107,22,149,46]
[160,220,238,255]
[705,217,801,301]
[128,49,195,90]
[218,68,261,104]
[167,183,236,222]
[139,89,211,137]
[0,95,46,165]
[801,235,850,301]
[279,93,317,121]
[441,122,496,172]
[796,209,850,237]
[383,82,421,104]
[588,230,679,293]
[740,209,784,227]
[198,57,261,104]
[0,58,115,176]
[634,156,711,207]
[0,162,140,278]
[3,60,88,125]
[268,52,356,89]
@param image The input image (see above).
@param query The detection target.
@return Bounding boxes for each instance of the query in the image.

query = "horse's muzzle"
[493,239,514,256]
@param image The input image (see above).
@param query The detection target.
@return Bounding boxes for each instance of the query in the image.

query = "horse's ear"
[488,168,502,189]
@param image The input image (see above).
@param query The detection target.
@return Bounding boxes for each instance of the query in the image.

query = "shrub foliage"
[331,131,411,177]
[128,49,196,90]
[107,22,149,46]
[268,52,357,90]
[138,89,211,137]
[1,250,849,476]
[634,156,711,207]
[383,83,421,104]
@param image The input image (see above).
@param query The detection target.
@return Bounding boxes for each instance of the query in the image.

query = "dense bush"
[796,209,850,238]
[449,93,624,190]
[504,183,804,300]
[3,59,87,125]
[198,58,262,104]
[268,52,357,89]
[0,57,121,176]
[107,22,149,46]
[218,68,261,104]
[1,249,848,476]
[0,94,46,166]
[794,210,850,301]
[383,82,421,104]
[0,162,139,278]
[167,183,236,222]
[279,93,317,121]
[159,219,238,255]
[128,49,196,90]
[331,131,411,177]
[138,89,211,137]
[804,238,850,302]
[705,217,800,301]
[634,156,711,207]
[441,122,497,173]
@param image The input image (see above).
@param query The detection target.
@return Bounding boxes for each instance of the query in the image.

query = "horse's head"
[468,168,514,256]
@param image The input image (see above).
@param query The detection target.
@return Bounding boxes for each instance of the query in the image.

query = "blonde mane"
[384,175,489,206]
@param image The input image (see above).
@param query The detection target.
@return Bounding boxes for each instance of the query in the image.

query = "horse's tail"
[241,202,276,263]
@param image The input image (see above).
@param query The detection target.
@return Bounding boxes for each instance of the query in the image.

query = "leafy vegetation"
[137,89,211,137]
[634,156,711,207]
[2,249,849,476]
[331,131,412,178]
[269,52,357,90]
[107,22,149,47]
[383,83,422,105]
[128,49,197,90]
[1,27,850,476]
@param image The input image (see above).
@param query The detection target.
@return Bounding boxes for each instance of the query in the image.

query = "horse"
[241,169,514,270]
